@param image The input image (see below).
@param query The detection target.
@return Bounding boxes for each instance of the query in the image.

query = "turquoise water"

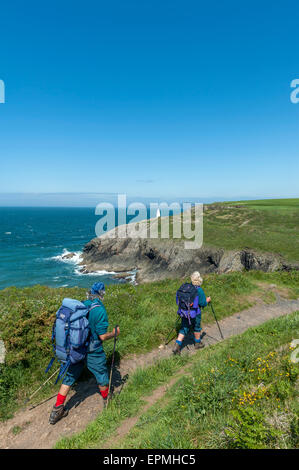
[0,207,124,289]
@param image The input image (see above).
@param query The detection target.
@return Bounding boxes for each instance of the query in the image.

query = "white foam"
[126,270,138,285]
[50,248,128,281]
[74,265,117,276]
[5,232,11,235]
[51,248,83,265]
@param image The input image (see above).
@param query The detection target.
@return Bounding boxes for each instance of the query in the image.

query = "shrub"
[224,407,282,449]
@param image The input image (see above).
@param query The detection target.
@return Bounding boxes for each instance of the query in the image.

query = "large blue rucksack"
[45,298,98,383]
[176,283,201,324]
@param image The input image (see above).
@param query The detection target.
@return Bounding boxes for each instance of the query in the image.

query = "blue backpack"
[45,298,98,383]
[176,283,201,324]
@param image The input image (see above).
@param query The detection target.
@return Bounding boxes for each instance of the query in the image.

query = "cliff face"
[80,234,297,283]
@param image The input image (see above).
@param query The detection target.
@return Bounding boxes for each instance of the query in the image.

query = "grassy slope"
[56,312,299,449]
[203,199,299,261]
[169,198,299,262]
[0,271,298,421]
[119,312,299,449]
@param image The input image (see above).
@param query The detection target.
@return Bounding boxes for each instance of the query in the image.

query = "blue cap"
[90,282,105,294]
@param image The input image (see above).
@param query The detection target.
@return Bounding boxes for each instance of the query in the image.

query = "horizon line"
[0,195,298,209]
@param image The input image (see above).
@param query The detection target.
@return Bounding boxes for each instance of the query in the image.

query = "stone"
[0,339,6,364]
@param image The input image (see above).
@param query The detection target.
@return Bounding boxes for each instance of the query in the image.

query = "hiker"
[173,271,211,355]
[49,282,120,425]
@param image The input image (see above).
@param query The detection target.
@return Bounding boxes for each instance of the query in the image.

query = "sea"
[0,207,130,290]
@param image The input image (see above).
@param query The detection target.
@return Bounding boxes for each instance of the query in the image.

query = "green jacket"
[197,287,208,308]
[84,299,109,343]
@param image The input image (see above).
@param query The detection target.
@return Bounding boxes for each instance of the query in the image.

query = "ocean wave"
[74,266,117,276]
[125,270,138,285]
[50,249,83,265]
[50,248,119,280]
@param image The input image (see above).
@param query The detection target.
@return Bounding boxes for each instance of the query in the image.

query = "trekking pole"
[107,324,118,408]
[164,319,180,346]
[209,302,224,340]
[24,366,60,405]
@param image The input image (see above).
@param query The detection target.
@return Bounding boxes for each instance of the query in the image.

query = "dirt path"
[1,292,299,449]
[101,369,189,449]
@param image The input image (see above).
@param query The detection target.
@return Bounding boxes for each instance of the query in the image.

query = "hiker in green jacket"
[49,282,120,425]
[173,271,211,355]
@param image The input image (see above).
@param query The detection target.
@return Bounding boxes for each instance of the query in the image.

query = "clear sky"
[0,1,298,204]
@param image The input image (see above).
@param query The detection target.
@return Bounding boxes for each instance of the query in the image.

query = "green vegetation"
[167,198,299,261]
[56,354,190,449]
[1,197,298,448]
[56,311,299,449]
[0,271,259,421]
[119,312,299,449]
[0,270,298,423]
[246,270,299,299]
[202,198,299,262]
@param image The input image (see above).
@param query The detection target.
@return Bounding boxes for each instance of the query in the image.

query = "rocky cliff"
[80,232,298,283]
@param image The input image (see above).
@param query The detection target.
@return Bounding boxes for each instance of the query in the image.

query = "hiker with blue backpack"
[173,271,211,355]
[48,282,120,425]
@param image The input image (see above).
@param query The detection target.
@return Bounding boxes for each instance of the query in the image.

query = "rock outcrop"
[62,252,76,260]
[80,233,298,283]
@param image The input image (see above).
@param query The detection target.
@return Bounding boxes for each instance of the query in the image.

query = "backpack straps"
[45,356,55,374]
[55,359,71,385]
[87,303,101,342]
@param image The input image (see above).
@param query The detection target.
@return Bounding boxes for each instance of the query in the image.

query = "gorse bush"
[0,286,85,420]
[224,407,282,449]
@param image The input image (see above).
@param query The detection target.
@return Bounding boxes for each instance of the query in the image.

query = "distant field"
[228,198,299,210]
[201,198,299,262]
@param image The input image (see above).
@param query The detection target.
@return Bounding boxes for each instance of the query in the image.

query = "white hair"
[86,291,105,301]
[191,271,203,286]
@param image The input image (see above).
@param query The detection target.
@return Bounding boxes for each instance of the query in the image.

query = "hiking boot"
[172,342,181,355]
[49,404,68,425]
[194,341,205,350]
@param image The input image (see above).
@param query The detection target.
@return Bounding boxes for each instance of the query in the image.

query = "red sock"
[55,393,67,407]
[100,387,109,400]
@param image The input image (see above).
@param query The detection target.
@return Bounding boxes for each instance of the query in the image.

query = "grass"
[0,270,298,421]
[165,198,299,262]
[55,354,190,449]
[55,311,299,449]
[202,199,299,262]
[0,271,259,421]
[115,312,299,449]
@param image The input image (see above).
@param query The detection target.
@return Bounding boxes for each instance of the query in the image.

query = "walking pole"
[209,302,224,340]
[24,366,60,405]
[164,319,180,346]
[107,324,118,407]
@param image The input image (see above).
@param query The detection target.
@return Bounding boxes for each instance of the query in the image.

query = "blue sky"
[0,1,298,204]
